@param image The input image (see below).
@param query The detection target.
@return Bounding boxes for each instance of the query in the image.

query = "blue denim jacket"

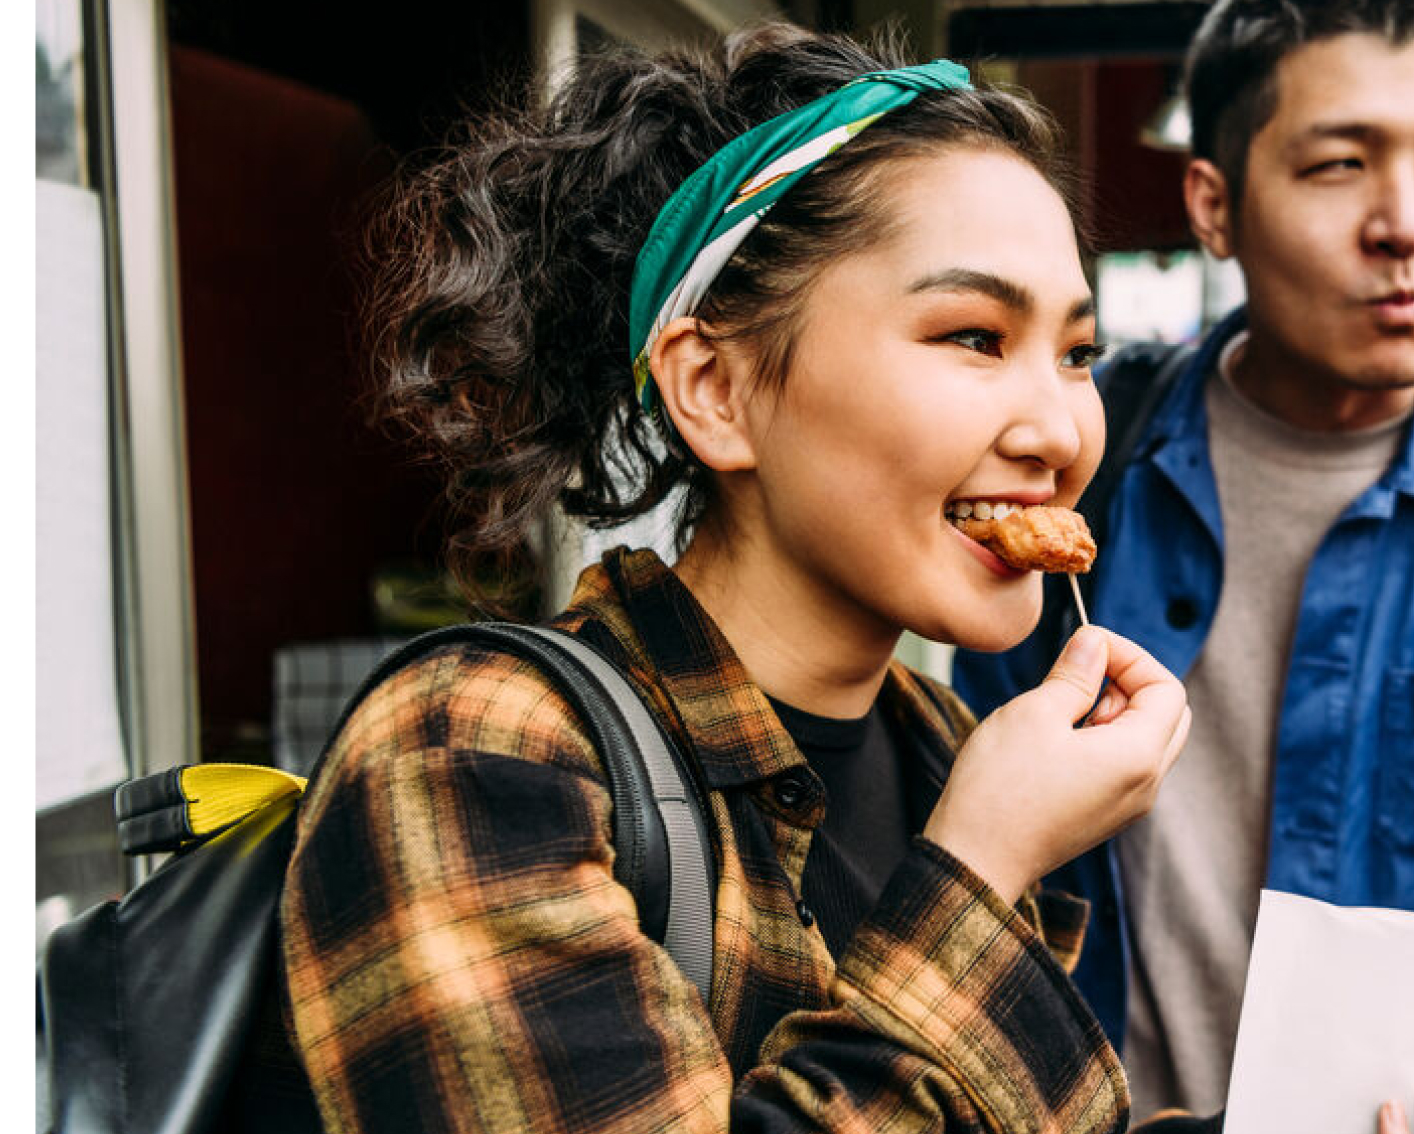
[951,307,1414,1048]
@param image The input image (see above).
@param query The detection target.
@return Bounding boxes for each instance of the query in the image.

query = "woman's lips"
[946,519,1028,579]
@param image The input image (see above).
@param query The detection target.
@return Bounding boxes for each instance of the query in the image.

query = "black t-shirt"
[766,695,916,960]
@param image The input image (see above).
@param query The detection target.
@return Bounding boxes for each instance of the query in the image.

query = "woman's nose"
[994,368,1084,470]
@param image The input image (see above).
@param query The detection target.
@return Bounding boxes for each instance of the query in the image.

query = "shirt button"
[1166,597,1199,629]
[773,773,809,810]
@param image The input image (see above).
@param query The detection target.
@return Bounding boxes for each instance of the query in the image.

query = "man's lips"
[1367,288,1414,328]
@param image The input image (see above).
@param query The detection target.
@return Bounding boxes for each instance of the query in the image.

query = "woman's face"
[736,146,1104,652]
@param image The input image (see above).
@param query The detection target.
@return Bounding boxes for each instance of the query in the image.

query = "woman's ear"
[1184,158,1235,260]
[649,317,758,472]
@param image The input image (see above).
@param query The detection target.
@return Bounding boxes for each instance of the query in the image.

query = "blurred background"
[35,0,1243,944]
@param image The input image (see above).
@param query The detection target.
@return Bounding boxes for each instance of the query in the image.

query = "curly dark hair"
[369,22,1082,611]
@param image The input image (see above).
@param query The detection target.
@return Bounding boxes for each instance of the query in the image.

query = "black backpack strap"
[310,620,716,1005]
[514,627,716,1005]
[1084,340,1196,553]
[1034,341,1196,650]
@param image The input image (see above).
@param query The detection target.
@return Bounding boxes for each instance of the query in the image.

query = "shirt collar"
[561,546,971,791]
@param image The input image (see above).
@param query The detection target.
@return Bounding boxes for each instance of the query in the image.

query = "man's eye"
[1063,342,1109,369]
[939,329,1004,357]
[1303,157,1363,177]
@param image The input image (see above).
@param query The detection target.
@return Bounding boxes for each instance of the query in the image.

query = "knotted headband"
[628,58,972,419]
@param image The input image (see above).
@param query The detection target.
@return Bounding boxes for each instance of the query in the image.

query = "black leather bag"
[38,623,716,1134]
[40,789,302,1134]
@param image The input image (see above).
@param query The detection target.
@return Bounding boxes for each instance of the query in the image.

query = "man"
[952,0,1414,1119]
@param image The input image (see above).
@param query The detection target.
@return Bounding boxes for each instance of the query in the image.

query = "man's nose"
[1364,160,1414,260]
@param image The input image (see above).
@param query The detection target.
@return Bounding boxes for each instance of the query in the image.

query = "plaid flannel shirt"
[281,547,1130,1133]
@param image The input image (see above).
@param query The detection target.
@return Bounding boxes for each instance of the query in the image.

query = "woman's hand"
[924,625,1190,904]
[1381,1101,1411,1134]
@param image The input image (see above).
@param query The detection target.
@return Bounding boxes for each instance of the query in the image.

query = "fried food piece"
[953,506,1097,573]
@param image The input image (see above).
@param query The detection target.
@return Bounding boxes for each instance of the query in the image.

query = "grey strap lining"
[525,628,716,1008]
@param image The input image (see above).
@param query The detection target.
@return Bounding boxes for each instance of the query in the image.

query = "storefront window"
[36,0,128,814]
[37,0,197,959]
[37,0,90,186]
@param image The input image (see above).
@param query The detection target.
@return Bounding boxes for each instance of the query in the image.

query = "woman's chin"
[908,599,1042,655]
[959,625,1035,654]
[951,598,1044,653]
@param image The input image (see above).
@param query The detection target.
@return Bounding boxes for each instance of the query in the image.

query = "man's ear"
[649,317,758,473]
[1184,158,1235,260]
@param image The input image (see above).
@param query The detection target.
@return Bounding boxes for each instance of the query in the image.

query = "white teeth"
[950,499,1032,522]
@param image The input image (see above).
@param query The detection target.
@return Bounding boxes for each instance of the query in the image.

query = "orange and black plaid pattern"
[281,547,1130,1133]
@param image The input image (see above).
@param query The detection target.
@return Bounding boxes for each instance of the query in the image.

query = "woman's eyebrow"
[1067,295,1097,324]
[907,267,1094,324]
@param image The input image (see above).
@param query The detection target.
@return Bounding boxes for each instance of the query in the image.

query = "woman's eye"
[1063,342,1108,370]
[938,328,1004,357]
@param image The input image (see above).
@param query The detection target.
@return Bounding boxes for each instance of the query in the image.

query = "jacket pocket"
[1375,669,1414,851]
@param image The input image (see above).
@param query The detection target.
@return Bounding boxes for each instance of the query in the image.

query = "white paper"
[36,179,129,809]
[1224,889,1414,1134]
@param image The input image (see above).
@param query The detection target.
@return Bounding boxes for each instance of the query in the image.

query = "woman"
[280,24,1192,1133]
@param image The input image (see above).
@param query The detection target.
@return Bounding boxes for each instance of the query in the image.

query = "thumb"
[1036,627,1108,722]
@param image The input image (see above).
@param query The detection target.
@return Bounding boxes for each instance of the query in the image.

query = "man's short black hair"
[1185,0,1414,201]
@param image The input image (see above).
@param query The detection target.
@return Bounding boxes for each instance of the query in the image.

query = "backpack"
[38,623,716,1134]
[1032,339,1195,653]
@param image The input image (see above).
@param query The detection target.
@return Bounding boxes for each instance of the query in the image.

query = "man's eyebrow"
[1284,122,1380,152]
[908,267,1094,325]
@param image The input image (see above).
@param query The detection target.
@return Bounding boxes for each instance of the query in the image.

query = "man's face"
[1227,33,1414,421]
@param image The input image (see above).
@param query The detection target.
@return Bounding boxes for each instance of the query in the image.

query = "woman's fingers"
[1088,625,1176,698]
[1380,1100,1410,1134]
[1063,627,1188,755]
[1084,681,1129,726]
[1108,633,1186,725]
[1038,626,1111,723]
[1158,704,1192,779]
[1061,626,1185,719]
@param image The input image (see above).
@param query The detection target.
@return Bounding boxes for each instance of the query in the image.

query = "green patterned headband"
[628,58,972,419]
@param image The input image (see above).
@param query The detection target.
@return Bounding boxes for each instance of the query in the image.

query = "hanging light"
[1140,91,1191,151]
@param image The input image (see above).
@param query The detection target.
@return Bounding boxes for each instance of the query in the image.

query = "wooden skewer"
[1068,572,1090,627]
[1069,572,1105,725]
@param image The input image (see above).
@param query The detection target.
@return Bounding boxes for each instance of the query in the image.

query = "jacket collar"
[1143,305,1247,451]
[1147,304,1414,502]
[561,547,970,792]
[1386,403,1414,502]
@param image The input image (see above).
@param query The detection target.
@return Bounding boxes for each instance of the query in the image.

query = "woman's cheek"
[1066,386,1107,499]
